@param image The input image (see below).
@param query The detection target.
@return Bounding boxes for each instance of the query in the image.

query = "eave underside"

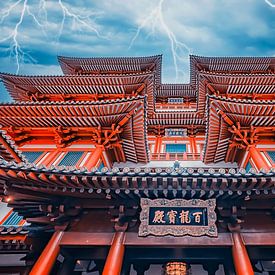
[0,161,274,200]
[57,55,162,85]
[204,96,275,163]
[0,131,24,163]
[0,98,149,163]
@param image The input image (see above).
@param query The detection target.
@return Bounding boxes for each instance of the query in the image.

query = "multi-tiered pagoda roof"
[0,54,274,274]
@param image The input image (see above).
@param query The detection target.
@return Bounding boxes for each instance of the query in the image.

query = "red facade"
[0,55,274,274]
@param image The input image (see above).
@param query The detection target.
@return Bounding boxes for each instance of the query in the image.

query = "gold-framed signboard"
[139,198,217,237]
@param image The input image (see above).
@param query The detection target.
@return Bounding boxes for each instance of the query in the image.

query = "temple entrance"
[53,246,275,274]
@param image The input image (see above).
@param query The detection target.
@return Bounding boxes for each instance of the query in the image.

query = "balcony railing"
[150,152,203,161]
[155,103,196,111]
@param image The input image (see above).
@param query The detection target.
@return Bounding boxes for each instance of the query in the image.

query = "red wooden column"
[231,232,254,275]
[189,136,198,160]
[249,145,271,171]
[30,231,63,275]
[154,136,162,154]
[86,145,104,170]
[102,231,125,275]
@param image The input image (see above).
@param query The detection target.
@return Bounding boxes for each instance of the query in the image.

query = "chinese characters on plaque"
[150,208,206,225]
[139,199,217,237]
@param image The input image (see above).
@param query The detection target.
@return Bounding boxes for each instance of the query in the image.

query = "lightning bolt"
[1,0,29,74]
[0,0,105,74]
[129,0,191,82]
[265,0,275,7]
[57,0,106,41]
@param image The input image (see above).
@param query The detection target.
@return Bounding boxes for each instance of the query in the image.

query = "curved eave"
[203,95,275,163]
[199,71,275,91]
[148,112,205,126]
[0,97,149,163]
[190,55,275,85]
[0,130,26,163]
[0,72,155,101]
[0,160,274,200]
[57,55,162,84]
[156,84,196,97]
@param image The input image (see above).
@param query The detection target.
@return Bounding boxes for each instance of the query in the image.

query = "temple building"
[0,54,274,275]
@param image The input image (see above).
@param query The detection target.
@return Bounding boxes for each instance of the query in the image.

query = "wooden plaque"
[139,198,217,237]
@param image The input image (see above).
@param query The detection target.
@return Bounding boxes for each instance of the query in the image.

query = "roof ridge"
[0,158,274,177]
[199,71,275,77]
[0,95,146,106]
[57,54,163,61]
[208,94,275,104]
[0,71,155,78]
[190,54,275,60]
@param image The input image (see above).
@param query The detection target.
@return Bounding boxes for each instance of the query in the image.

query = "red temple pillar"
[30,231,63,275]
[189,136,197,160]
[86,145,104,170]
[231,232,254,275]
[102,231,125,275]
[249,145,271,171]
[154,136,162,154]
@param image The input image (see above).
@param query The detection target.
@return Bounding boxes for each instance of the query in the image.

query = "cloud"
[0,0,274,100]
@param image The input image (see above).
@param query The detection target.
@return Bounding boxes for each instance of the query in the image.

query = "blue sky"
[0,0,275,101]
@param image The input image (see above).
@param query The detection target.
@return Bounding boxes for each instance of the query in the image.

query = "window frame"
[21,150,46,164]
[165,143,187,153]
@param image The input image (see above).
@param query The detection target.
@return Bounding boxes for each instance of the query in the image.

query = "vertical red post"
[102,231,125,275]
[189,136,197,160]
[154,135,162,159]
[30,231,63,275]
[249,146,270,171]
[231,232,254,275]
[86,145,104,170]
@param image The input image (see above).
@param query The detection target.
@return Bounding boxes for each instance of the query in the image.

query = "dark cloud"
[0,0,274,100]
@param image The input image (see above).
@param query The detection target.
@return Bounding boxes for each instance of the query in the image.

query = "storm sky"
[0,0,274,101]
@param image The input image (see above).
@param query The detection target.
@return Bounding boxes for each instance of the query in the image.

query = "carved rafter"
[110,205,138,231]
[205,81,219,96]
[54,126,78,148]
[217,109,275,154]
[33,203,82,226]
[131,83,146,97]
[4,106,138,154]
[216,108,275,162]
[228,123,259,150]
[16,82,146,102]
[219,205,246,230]
[7,127,32,146]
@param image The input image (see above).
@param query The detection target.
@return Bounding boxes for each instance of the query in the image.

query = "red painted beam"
[232,232,254,275]
[59,232,275,247]
[30,231,63,275]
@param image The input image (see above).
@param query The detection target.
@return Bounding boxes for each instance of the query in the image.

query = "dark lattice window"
[245,161,252,172]
[2,211,23,226]
[58,151,84,166]
[267,151,275,163]
[166,144,186,153]
[22,151,44,163]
